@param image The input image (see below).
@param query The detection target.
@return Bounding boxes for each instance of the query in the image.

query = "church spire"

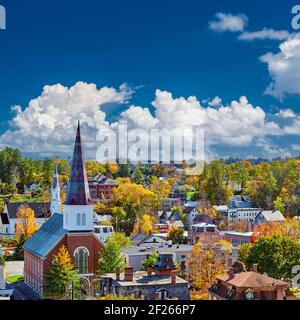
[65,122,91,206]
[50,162,61,215]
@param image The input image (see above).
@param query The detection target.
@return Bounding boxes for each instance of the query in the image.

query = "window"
[74,247,89,274]
[82,213,86,226]
[76,213,81,226]
[65,212,68,225]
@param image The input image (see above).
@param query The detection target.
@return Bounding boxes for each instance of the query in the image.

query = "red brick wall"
[24,250,44,295]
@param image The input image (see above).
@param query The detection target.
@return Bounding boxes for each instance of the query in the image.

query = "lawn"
[5,275,24,284]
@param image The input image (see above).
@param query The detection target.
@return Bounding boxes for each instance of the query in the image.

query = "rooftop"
[102,271,188,287]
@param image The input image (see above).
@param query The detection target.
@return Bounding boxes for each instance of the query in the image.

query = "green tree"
[274,196,285,213]
[108,232,131,248]
[141,251,159,270]
[98,242,126,275]
[238,236,300,280]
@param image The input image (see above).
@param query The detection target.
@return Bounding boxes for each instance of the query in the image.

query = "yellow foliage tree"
[15,206,39,239]
[54,245,74,270]
[133,214,154,235]
[189,241,227,300]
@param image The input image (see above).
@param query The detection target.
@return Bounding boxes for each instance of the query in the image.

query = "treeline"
[188,159,300,216]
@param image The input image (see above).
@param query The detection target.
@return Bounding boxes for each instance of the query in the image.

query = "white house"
[228,208,261,223]
[0,202,50,239]
[253,210,286,226]
[94,225,114,243]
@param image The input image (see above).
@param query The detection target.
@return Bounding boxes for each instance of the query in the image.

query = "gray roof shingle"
[23,213,67,259]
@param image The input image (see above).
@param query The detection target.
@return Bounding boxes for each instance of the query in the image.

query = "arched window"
[74,247,89,274]
[76,213,81,226]
[82,213,86,226]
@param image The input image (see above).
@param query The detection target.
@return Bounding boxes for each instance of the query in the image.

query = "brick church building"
[23,122,104,298]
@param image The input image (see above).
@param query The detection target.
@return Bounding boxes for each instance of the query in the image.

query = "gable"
[23,213,67,258]
[6,202,50,219]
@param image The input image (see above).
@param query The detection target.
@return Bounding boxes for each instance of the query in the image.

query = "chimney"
[149,230,153,236]
[180,260,186,272]
[171,270,176,284]
[252,264,258,273]
[147,266,152,277]
[227,258,233,269]
[155,292,161,300]
[115,267,120,281]
[124,266,134,282]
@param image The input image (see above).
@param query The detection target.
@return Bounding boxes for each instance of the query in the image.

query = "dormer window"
[245,288,254,300]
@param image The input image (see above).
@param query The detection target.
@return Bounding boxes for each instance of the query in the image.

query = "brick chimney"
[149,230,153,236]
[252,264,258,273]
[276,286,286,300]
[155,292,161,300]
[147,266,152,277]
[124,266,134,281]
[115,267,120,281]
[171,270,176,284]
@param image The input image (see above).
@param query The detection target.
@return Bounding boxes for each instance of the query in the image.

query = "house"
[121,244,192,272]
[184,201,199,208]
[228,195,252,209]
[88,175,117,200]
[99,253,190,300]
[213,205,229,217]
[0,253,13,300]
[23,182,41,194]
[94,225,113,243]
[253,210,286,226]
[157,210,184,228]
[188,223,221,244]
[209,261,289,300]
[184,207,199,229]
[94,212,112,225]
[0,201,51,239]
[22,123,105,298]
[220,231,253,247]
[130,233,167,246]
[228,208,261,223]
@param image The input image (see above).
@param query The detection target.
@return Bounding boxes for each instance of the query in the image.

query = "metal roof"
[23,213,66,259]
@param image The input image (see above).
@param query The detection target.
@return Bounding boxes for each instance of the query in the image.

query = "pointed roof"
[52,163,59,189]
[65,122,91,205]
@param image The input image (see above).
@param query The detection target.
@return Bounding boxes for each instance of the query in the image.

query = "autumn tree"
[168,225,185,244]
[44,246,80,300]
[189,241,227,300]
[15,206,39,239]
[133,214,154,235]
[110,182,158,233]
[252,219,300,242]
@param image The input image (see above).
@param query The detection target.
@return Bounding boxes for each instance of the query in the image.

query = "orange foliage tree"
[252,218,300,242]
[15,206,39,239]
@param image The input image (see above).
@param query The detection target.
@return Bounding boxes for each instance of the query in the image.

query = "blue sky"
[1,0,300,160]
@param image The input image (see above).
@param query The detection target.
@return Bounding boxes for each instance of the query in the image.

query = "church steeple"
[63,122,93,231]
[65,122,91,206]
[50,162,61,215]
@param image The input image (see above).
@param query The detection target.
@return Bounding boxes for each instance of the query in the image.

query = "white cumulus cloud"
[209,12,248,33]
[238,28,291,41]
[260,34,300,99]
